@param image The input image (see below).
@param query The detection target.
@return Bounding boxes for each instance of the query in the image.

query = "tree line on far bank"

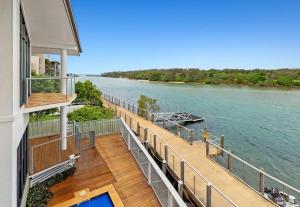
[101,68,300,87]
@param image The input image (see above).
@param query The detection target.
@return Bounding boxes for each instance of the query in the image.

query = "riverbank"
[100,76,300,90]
[100,68,300,88]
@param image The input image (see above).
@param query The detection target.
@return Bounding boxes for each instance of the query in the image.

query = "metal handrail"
[26,76,76,104]
[31,134,75,149]
[101,92,192,131]
[207,139,300,194]
[30,133,79,174]
[27,76,75,80]
[120,118,187,207]
[120,111,238,206]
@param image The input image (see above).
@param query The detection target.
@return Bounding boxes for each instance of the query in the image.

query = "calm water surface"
[79,76,300,189]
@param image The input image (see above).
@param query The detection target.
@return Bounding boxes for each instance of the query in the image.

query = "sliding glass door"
[20,6,30,106]
[17,127,28,207]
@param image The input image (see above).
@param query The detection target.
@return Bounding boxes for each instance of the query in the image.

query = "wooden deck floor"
[25,93,75,108]
[29,135,79,174]
[103,99,276,207]
[46,134,160,207]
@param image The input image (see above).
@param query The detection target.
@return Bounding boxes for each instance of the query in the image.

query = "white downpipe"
[60,48,67,150]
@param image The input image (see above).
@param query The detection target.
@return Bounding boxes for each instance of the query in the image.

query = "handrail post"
[137,122,140,136]
[259,167,265,194]
[76,132,81,153]
[206,141,210,156]
[144,128,148,142]
[89,131,96,148]
[162,160,167,175]
[180,160,185,183]
[153,135,157,151]
[220,135,224,157]
[178,180,184,199]
[151,113,154,122]
[73,121,76,136]
[129,117,132,129]
[227,150,232,172]
[125,114,127,124]
[164,145,168,162]
[188,130,193,145]
[203,127,209,142]
[207,183,212,207]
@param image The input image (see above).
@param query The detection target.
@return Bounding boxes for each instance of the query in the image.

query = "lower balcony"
[23,77,76,113]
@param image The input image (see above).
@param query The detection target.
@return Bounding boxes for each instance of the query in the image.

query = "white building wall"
[0,0,30,206]
[30,56,40,75]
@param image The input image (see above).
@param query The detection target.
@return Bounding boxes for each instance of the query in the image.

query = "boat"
[264,187,300,207]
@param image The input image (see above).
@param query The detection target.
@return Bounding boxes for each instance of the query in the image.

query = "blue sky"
[68,0,300,74]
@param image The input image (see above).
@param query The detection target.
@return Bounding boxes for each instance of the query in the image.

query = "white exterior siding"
[0,0,30,206]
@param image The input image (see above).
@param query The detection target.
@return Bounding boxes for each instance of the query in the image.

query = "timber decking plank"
[96,134,161,207]
[25,93,75,108]
[31,134,161,206]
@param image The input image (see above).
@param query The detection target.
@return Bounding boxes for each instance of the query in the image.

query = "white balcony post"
[60,106,67,150]
[60,48,67,95]
[60,48,68,150]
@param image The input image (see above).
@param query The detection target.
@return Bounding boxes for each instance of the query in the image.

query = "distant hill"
[101,68,300,88]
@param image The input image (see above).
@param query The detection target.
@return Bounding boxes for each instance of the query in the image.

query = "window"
[17,127,28,207]
[20,7,30,106]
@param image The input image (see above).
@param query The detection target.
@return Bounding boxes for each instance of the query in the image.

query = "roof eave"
[64,0,82,54]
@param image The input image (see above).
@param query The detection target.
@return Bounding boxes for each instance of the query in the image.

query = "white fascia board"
[21,95,77,114]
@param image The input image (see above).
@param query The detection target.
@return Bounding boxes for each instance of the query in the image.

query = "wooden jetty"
[154,112,204,124]
[103,99,276,207]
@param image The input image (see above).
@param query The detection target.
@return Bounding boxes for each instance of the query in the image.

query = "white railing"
[29,118,120,139]
[119,112,238,207]
[28,119,74,138]
[26,76,76,103]
[206,139,300,202]
[75,118,120,136]
[102,92,194,144]
[30,134,80,174]
[119,118,187,207]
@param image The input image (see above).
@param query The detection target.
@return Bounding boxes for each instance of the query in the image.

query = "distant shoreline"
[100,68,300,89]
[98,76,300,89]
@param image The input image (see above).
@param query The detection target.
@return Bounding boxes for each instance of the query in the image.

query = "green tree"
[67,106,114,122]
[75,81,103,106]
[30,108,59,122]
[137,95,160,119]
[277,76,293,87]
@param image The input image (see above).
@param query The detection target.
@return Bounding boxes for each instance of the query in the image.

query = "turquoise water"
[79,76,300,190]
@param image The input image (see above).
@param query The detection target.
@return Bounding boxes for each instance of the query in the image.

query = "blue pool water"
[73,193,114,207]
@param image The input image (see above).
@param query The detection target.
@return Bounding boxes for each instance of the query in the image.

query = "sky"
[68,0,300,74]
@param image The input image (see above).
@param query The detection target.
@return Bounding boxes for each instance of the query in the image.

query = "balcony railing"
[25,76,76,107]
[119,118,187,207]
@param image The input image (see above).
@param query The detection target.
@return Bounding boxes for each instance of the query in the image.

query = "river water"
[79,76,300,190]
